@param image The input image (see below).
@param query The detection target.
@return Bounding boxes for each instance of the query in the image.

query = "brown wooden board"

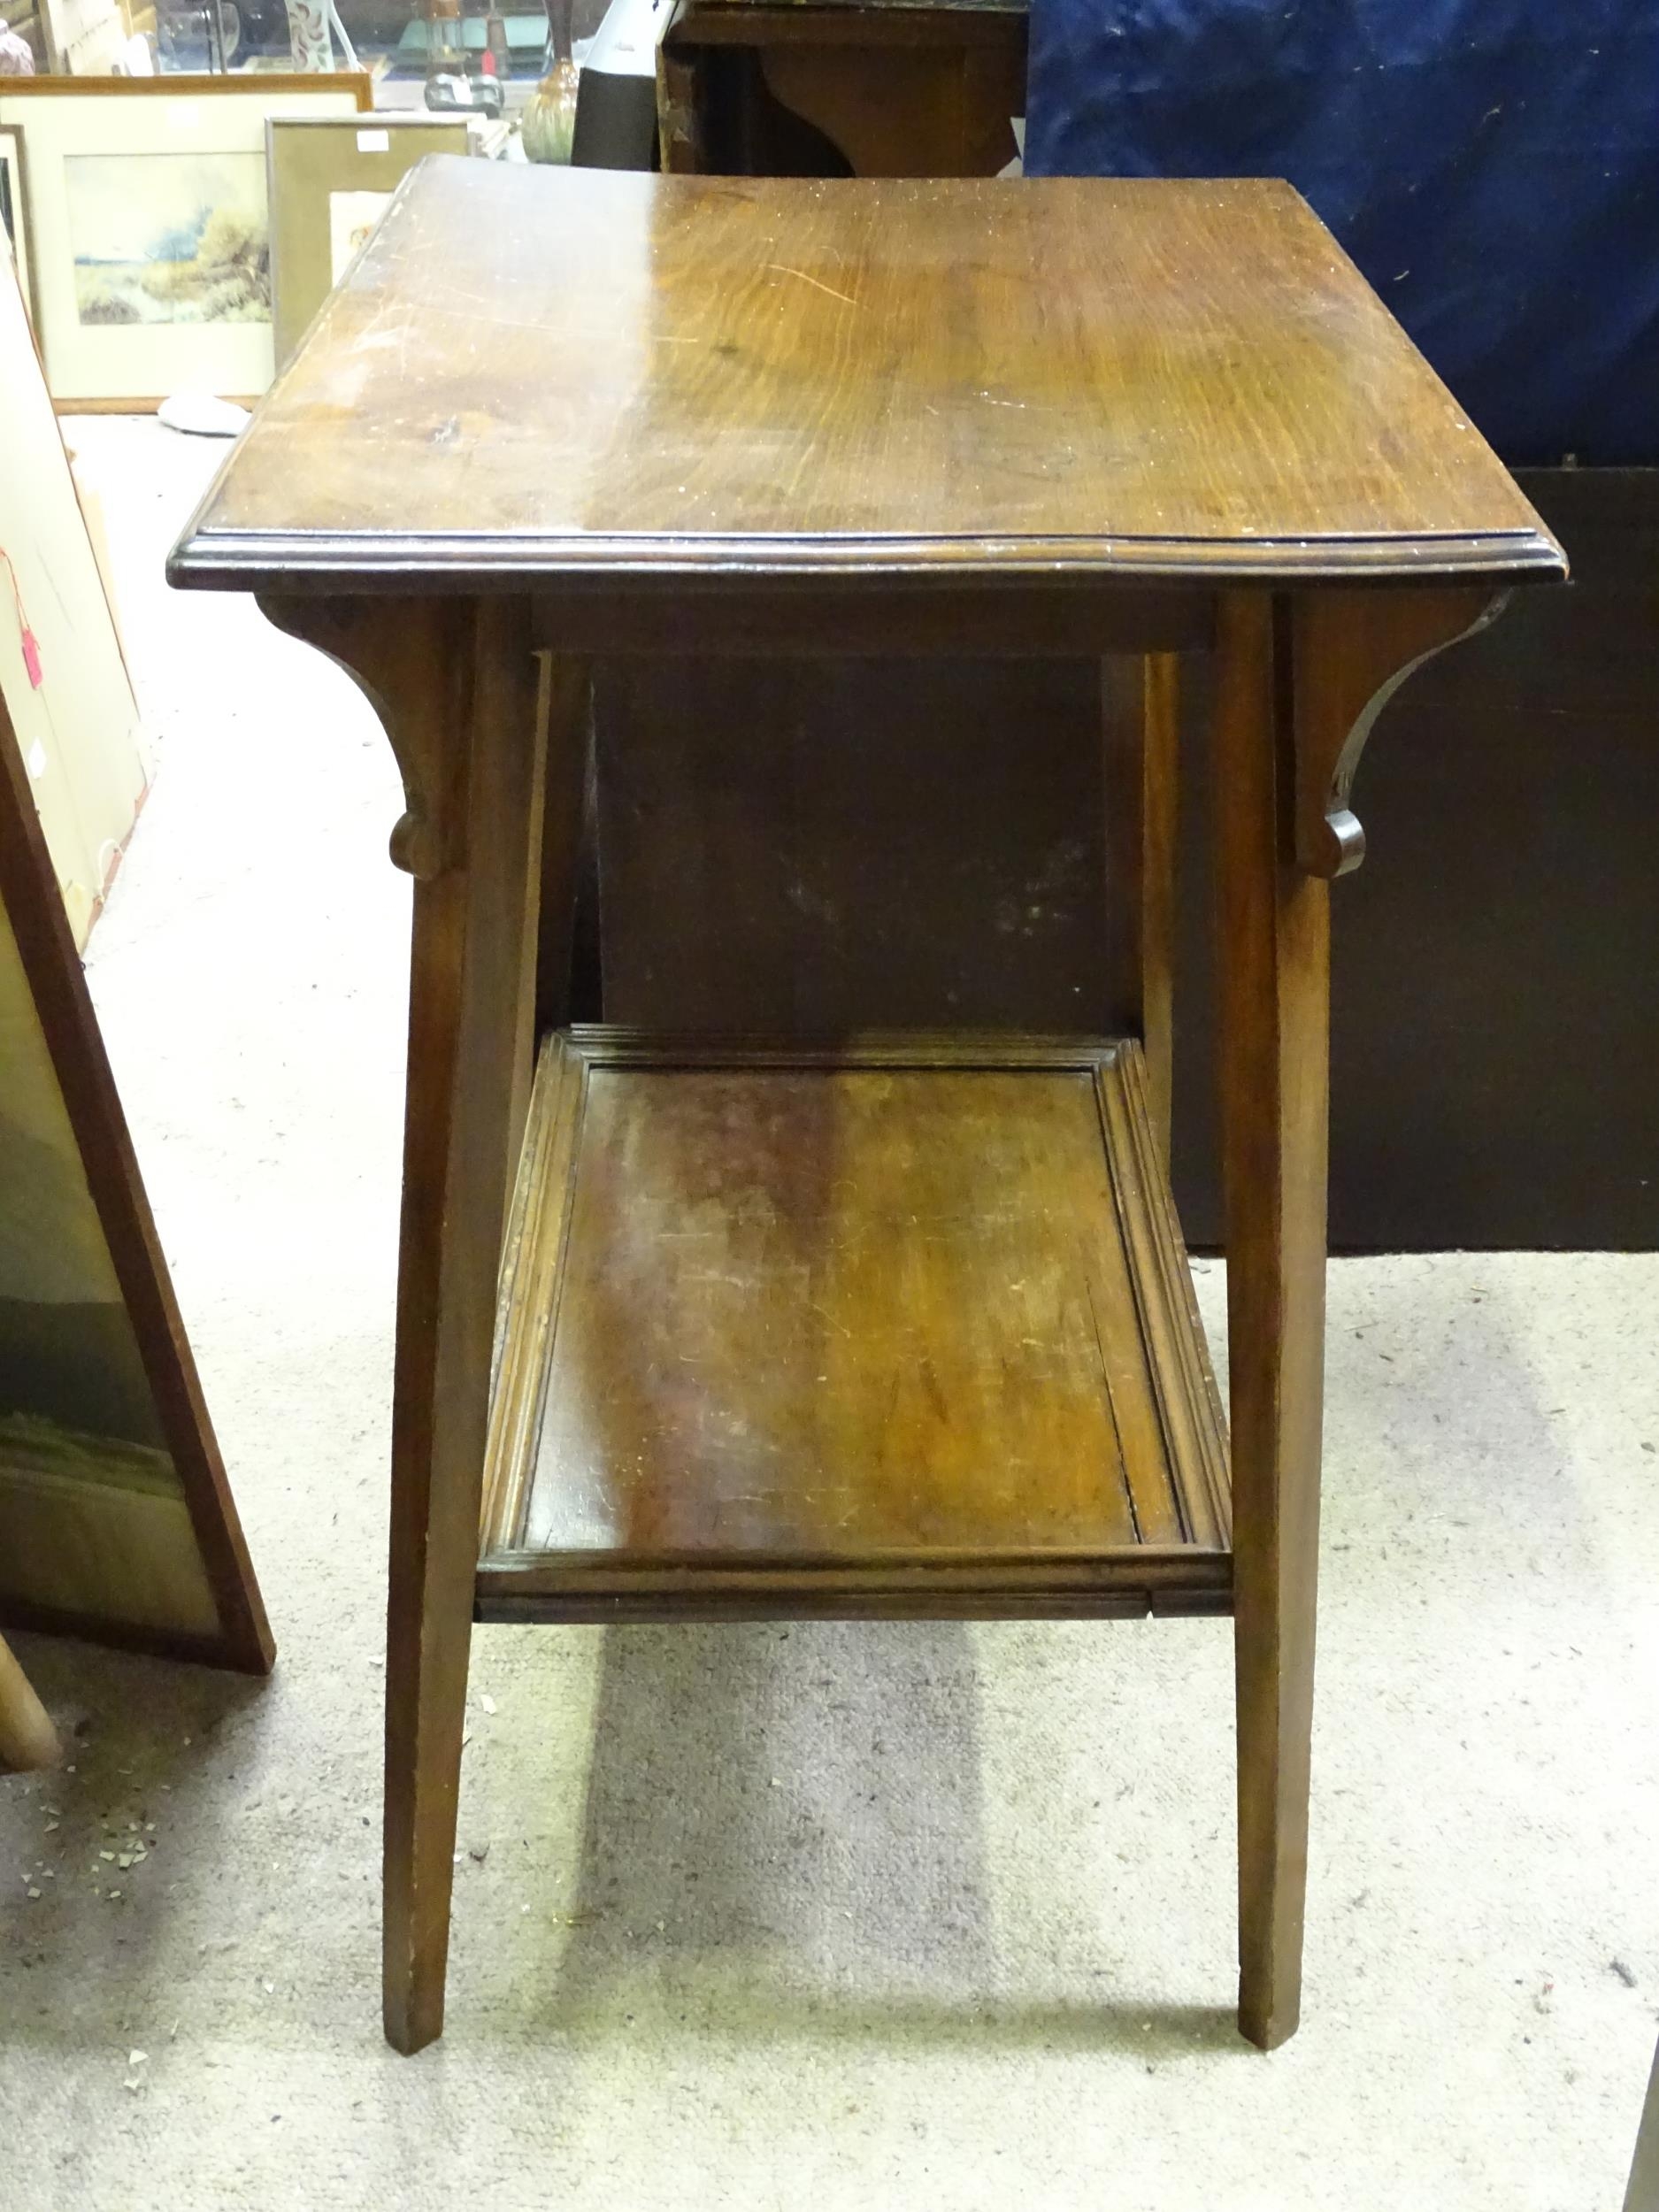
[171,163,1558,595]
[594,653,1109,1033]
[0,695,273,1672]
[476,1028,1231,1621]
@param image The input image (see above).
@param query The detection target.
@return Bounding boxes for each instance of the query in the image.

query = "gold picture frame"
[266,113,472,373]
[0,73,372,412]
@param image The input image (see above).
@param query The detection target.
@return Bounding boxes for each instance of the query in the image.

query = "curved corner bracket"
[1291,588,1508,879]
[255,594,470,881]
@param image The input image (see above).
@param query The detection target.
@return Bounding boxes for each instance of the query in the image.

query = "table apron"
[526,582,1213,659]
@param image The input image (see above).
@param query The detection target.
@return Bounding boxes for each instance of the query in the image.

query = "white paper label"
[357,128,391,154]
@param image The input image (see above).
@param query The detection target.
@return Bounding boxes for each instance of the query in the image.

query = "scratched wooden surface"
[474,1031,1230,1619]
[171,160,1559,588]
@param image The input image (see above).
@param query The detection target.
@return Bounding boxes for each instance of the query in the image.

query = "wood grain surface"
[1212,592,1331,2051]
[171,162,1561,592]
[475,1029,1231,1621]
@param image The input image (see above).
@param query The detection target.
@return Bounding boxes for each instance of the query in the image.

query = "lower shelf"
[476,1028,1233,1622]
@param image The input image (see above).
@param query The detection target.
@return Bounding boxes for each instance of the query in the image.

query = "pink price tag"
[21,627,42,689]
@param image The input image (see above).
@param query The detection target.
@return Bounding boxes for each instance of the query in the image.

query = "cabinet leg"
[0,1632,58,1772]
[1102,651,1179,1168]
[381,603,548,2055]
[1213,593,1330,2052]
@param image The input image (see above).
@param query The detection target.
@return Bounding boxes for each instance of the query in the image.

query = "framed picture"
[0,127,29,323]
[0,74,372,412]
[39,0,128,75]
[266,113,471,371]
[0,687,273,1674]
[0,243,144,950]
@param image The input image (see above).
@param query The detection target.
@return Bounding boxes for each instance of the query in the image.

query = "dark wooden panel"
[663,1,1025,182]
[661,1,1027,179]
[531,580,1210,658]
[1171,468,1659,1250]
[595,652,1110,1032]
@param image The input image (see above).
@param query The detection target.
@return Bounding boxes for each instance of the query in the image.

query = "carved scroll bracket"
[1291,587,1507,879]
[256,595,472,880]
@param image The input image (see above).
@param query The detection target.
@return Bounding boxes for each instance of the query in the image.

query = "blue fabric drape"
[1025,0,1659,463]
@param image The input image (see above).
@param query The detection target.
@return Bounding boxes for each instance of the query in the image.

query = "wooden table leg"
[260,593,560,2052]
[1103,652,1179,1167]
[1214,591,1330,2051]
[384,604,550,2053]
[532,655,593,1044]
[1214,582,1510,2049]
[0,1632,59,1772]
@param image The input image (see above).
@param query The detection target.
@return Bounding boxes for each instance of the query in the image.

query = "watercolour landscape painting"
[65,151,269,326]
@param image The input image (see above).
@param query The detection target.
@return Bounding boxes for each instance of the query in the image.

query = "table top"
[171,161,1562,594]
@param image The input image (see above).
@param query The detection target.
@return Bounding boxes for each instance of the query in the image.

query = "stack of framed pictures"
[0,73,372,411]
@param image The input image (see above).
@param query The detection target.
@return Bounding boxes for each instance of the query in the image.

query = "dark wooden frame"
[0,70,374,100]
[658,0,1027,178]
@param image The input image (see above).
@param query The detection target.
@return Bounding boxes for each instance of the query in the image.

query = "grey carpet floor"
[2,422,1655,2212]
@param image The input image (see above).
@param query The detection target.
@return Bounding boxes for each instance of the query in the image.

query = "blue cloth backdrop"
[1025,1,1659,464]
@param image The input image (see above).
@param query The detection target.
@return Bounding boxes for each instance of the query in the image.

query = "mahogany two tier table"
[168,157,1563,2053]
